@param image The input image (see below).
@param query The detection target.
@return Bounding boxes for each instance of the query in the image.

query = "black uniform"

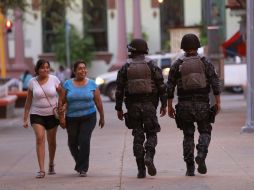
[115,54,167,177]
[167,52,220,174]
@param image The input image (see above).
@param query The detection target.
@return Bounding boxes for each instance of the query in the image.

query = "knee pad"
[198,133,211,146]
[196,133,211,153]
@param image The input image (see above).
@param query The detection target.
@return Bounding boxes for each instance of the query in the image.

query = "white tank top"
[28,75,60,116]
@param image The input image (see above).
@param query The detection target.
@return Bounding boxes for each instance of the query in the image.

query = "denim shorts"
[30,114,59,130]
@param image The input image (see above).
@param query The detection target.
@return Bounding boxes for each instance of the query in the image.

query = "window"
[42,1,65,53]
[160,0,184,50]
[83,0,108,51]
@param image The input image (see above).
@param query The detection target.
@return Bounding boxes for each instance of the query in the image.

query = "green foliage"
[199,22,208,46]
[200,35,208,47]
[0,0,90,17]
[0,0,77,13]
[162,40,171,52]
[0,0,28,12]
[53,25,94,67]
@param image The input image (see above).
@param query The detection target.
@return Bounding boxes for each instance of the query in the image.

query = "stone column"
[115,0,127,65]
[133,0,142,38]
[14,8,25,67]
[205,0,224,105]
[6,8,29,78]
[0,10,6,78]
[108,0,127,71]
[241,0,254,133]
[4,31,9,67]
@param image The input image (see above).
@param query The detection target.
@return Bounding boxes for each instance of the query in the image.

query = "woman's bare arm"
[23,89,33,128]
[93,88,105,128]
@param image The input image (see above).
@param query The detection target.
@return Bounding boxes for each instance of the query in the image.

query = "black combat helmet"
[127,38,149,54]
[180,33,201,51]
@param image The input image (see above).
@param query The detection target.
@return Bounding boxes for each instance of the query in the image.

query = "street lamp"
[5,19,13,33]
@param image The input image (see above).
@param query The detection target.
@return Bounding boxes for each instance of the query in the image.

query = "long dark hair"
[34,59,50,75]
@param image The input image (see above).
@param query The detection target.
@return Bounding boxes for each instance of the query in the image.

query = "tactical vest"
[179,55,207,90]
[127,58,153,94]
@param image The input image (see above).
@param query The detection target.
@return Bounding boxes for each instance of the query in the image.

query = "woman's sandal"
[36,171,45,178]
[48,164,56,175]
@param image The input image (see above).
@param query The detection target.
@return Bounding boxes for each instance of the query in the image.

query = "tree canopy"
[0,0,88,13]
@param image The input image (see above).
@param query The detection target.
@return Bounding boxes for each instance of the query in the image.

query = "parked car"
[95,53,178,101]
[224,62,246,93]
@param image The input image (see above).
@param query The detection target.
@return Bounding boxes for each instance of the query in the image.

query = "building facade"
[2,0,241,78]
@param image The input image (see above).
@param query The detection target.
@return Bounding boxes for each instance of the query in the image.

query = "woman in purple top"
[59,60,105,177]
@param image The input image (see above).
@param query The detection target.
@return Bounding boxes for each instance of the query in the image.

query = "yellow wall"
[0,11,6,78]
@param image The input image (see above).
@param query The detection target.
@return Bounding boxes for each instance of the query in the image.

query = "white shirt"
[28,75,60,116]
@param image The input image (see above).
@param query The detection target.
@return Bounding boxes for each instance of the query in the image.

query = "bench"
[9,91,27,108]
[0,95,18,118]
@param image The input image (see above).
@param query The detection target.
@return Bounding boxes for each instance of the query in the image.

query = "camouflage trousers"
[175,101,212,164]
[125,102,160,159]
[132,127,157,159]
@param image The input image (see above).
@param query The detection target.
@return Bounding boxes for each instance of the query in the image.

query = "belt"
[178,95,209,102]
[127,94,154,102]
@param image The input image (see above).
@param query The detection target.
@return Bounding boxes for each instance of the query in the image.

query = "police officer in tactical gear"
[115,38,167,178]
[167,33,221,176]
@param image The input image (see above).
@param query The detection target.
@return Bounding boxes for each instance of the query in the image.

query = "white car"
[95,53,178,101]
[224,62,246,93]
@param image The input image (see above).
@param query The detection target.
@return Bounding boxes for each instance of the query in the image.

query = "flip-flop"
[48,164,56,175]
[36,171,45,178]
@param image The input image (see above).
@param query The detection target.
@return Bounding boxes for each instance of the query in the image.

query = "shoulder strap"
[36,79,53,108]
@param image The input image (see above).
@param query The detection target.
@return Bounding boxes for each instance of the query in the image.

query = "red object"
[5,19,13,33]
[222,31,246,57]
[108,0,116,9]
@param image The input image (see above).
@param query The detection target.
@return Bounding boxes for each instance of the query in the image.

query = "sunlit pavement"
[1,93,254,190]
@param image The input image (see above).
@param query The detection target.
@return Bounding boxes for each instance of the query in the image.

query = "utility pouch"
[144,118,161,133]
[124,113,133,129]
[209,105,217,123]
[175,114,183,130]
[175,104,183,130]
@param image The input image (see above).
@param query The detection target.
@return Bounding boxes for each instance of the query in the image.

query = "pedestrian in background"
[20,70,33,91]
[23,59,61,178]
[64,66,72,79]
[115,39,167,178]
[55,65,66,84]
[58,60,105,177]
[167,33,221,176]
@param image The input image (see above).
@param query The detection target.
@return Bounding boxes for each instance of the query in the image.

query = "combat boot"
[136,158,146,178]
[195,153,207,174]
[185,162,195,176]
[144,153,157,176]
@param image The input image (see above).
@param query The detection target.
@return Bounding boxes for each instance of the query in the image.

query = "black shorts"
[30,114,59,130]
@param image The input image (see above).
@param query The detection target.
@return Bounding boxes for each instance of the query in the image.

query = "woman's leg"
[66,117,80,171]
[77,114,96,173]
[32,124,46,172]
[46,126,58,166]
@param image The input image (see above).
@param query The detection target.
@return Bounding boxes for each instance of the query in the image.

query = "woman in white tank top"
[23,59,62,178]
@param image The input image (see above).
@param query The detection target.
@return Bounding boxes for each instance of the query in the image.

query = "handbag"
[37,79,59,119]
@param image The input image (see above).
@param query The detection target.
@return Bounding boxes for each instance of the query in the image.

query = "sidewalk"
[0,94,254,190]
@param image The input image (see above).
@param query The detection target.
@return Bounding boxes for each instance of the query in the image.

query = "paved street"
[0,94,254,190]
